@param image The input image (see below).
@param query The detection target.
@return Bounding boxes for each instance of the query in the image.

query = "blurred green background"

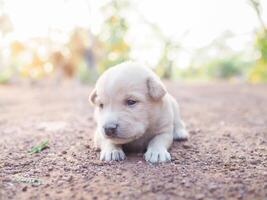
[0,0,267,84]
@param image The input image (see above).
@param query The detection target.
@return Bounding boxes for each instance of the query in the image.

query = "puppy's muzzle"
[103,123,119,137]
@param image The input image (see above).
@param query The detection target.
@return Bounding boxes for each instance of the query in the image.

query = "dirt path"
[0,82,266,200]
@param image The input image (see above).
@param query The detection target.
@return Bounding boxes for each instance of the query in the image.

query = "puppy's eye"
[99,103,104,109]
[125,99,138,106]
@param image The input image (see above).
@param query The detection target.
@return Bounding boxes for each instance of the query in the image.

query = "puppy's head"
[89,62,166,144]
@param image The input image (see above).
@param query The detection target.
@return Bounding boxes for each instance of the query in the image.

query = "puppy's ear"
[88,88,97,105]
[146,76,166,101]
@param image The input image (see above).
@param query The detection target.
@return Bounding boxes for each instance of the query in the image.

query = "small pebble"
[61,150,67,155]
[182,144,190,149]
[22,186,27,192]
[208,184,218,192]
[250,160,261,165]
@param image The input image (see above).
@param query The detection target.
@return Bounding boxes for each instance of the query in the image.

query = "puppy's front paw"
[144,148,171,163]
[100,148,125,161]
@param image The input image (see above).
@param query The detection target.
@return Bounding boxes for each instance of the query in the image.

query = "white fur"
[89,61,188,163]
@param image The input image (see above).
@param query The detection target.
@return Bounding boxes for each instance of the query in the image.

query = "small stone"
[81,165,88,169]
[223,133,231,137]
[248,188,255,193]
[92,160,104,166]
[66,175,73,182]
[250,160,261,165]
[22,186,27,192]
[230,155,236,159]
[57,181,64,186]
[61,150,67,155]
[260,140,266,144]
[238,156,246,160]
[208,184,218,192]
[182,144,190,149]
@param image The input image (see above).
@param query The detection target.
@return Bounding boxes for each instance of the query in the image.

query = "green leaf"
[28,140,49,154]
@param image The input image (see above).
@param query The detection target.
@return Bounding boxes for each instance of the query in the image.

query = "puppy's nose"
[103,123,118,136]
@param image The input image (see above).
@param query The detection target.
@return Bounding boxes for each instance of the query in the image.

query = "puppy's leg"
[99,139,125,161]
[171,97,189,140]
[144,132,173,163]
[93,131,101,151]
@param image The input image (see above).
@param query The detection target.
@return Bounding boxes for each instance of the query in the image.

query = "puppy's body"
[89,62,188,163]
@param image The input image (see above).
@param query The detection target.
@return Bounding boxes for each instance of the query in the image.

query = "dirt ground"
[0,82,266,200]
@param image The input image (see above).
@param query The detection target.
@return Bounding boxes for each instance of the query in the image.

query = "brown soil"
[0,82,266,200]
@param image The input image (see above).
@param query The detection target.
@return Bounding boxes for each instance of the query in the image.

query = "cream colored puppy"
[89,61,188,163]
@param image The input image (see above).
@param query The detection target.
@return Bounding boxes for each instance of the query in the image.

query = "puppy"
[89,61,188,163]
